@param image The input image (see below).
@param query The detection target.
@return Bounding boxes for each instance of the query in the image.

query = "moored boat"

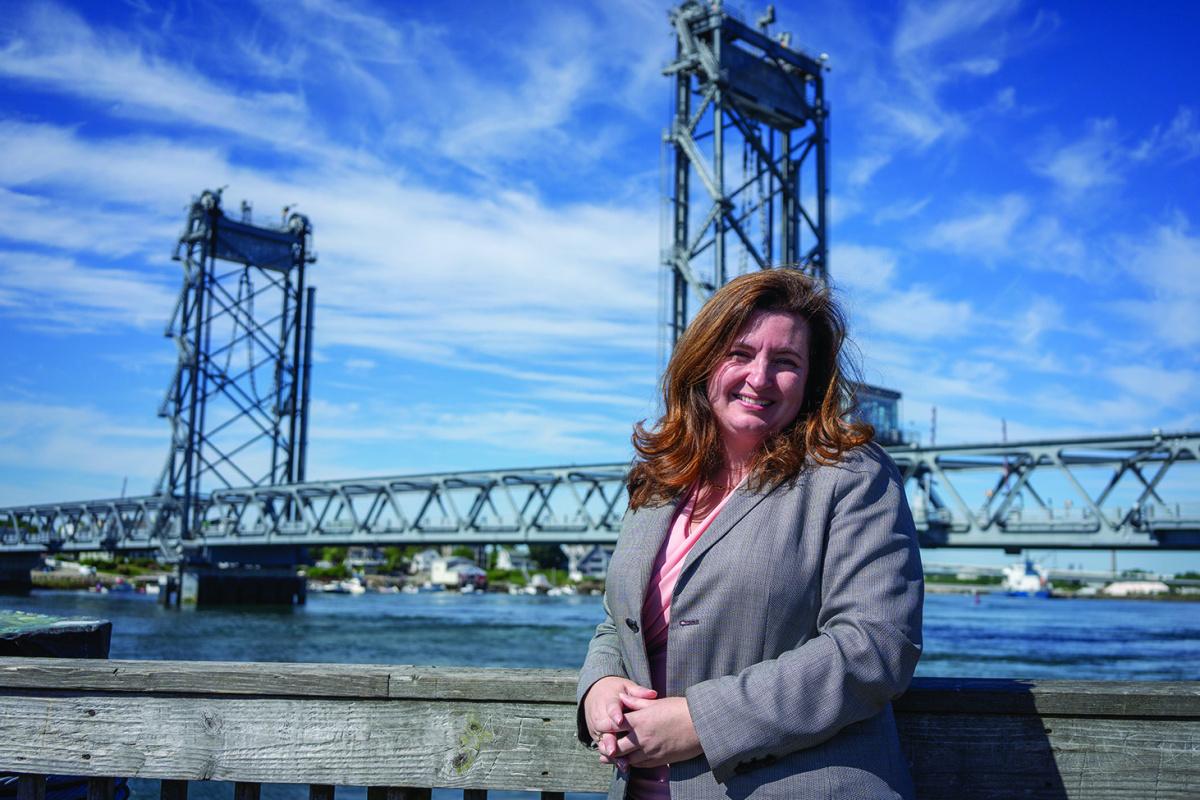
[1002,559,1054,598]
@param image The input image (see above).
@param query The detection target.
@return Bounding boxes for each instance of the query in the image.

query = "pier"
[0,657,1195,798]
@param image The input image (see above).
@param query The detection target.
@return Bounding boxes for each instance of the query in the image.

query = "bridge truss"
[157,190,316,547]
[3,432,1196,554]
[664,0,828,345]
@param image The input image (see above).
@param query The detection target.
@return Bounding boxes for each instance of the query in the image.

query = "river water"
[4,590,1198,799]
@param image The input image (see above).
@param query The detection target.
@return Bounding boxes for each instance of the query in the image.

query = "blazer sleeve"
[685,448,924,783]
[574,583,630,745]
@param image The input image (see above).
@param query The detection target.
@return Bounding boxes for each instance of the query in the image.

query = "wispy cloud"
[927,193,1028,256]
[0,3,314,152]
[0,250,177,331]
[893,0,1022,58]
[1112,214,1200,350]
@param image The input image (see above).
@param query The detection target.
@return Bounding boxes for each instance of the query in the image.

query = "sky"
[0,0,1197,572]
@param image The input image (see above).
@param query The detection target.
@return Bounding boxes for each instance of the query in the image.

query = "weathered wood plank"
[0,659,579,703]
[385,666,577,703]
[897,677,1200,718]
[2,658,1197,717]
[899,713,1200,799]
[0,658,394,699]
[16,775,45,800]
[0,694,611,793]
[0,658,1196,798]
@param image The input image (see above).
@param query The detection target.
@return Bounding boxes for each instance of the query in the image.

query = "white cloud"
[1133,107,1200,163]
[1032,118,1125,195]
[832,244,897,291]
[1106,365,1195,406]
[893,0,1022,57]
[0,3,317,153]
[344,358,375,372]
[0,400,164,503]
[862,287,973,340]
[1113,216,1200,349]
[0,250,177,331]
[1012,295,1064,347]
[848,153,892,187]
[872,196,931,224]
[926,194,1029,257]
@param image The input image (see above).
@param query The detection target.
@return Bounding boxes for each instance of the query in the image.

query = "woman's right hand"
[583,676,657,767]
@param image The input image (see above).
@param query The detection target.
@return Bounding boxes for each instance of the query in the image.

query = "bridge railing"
[0,658,1196,799]
[2,431,1198,551]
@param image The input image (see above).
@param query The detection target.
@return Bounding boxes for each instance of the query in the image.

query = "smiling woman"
[577,268,924,799]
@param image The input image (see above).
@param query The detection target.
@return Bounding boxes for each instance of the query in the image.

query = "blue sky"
[1,1,1197,571]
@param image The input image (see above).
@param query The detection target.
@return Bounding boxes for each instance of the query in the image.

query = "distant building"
[854,383,904,446]
[1101,580,1170,597]
[431,556,485,587]
[495,545,534,572]
[568,545,615,582]
[408,548,441,575]
[345,546,385,573]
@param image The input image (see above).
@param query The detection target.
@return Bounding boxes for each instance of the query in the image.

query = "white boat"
[1002,559,1053,598]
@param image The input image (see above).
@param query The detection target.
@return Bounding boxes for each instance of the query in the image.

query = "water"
[6,590,1196,680]
[4,590,1198,799]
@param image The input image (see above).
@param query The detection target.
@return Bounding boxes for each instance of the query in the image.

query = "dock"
[0,658,1195,798]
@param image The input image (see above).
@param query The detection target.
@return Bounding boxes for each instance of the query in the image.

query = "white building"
[495,545,534,572]
[431,556,486,587]
[408,549,441,575]
[1101,580,1170,597]
[567,545,615,582]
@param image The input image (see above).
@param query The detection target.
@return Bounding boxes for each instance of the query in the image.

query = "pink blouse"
[629,484,739,800]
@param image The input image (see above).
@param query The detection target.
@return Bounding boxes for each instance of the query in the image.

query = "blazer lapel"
[626,500,678,619]
[620,499,677,687]
[677,480,781,579]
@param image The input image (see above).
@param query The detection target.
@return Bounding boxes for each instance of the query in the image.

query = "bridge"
[3,431,1197,556]
[2,3,1197,604]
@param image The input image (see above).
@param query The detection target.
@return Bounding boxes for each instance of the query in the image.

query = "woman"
[576,269,923,799]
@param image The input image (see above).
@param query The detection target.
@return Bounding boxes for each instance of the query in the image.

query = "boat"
[1002,559,1054,598]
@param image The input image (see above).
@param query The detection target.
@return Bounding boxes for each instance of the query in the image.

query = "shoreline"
[25,571,1200,602]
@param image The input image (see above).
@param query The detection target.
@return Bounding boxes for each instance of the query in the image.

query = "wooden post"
[16,775,45,800]
[233,783,261,800]
[308,785,334,800]
[161,779,188,800]
[366,789,431,800]
[86,778,114,800]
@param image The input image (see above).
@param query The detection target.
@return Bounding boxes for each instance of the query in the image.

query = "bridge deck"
[2,432,1197,553]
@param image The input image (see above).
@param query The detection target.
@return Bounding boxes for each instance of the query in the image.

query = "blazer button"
[625,618,640,633]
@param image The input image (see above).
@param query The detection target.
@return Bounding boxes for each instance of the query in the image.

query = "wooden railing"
[0,658,1196,799]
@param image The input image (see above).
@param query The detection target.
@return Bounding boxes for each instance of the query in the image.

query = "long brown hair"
[627,269,872,509]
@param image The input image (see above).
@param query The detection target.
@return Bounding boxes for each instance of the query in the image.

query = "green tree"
[529,544,566,570]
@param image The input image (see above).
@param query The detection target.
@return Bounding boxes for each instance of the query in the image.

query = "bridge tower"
[663,1,829,345]
[156,189,316,551]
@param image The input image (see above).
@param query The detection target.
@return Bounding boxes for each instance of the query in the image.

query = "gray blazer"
[576,443,923,800]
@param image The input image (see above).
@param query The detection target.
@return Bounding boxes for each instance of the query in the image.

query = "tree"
[529,544,566,570]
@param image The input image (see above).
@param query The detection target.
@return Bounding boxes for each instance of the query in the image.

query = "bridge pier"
[179,547,307,607]
[180,567,306,606]
[0,553,39,596]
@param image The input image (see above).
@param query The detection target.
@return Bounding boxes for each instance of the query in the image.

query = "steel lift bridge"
[1,1,1198,574]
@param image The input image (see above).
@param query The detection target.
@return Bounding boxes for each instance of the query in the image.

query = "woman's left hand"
[601,693,703,769]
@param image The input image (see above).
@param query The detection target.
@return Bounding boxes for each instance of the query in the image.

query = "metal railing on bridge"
[2,432,1197,555]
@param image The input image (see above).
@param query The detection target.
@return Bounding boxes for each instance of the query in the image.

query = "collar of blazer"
[625,477,787,617]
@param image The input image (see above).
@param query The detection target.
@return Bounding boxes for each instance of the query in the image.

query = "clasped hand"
[583,676,703,770]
